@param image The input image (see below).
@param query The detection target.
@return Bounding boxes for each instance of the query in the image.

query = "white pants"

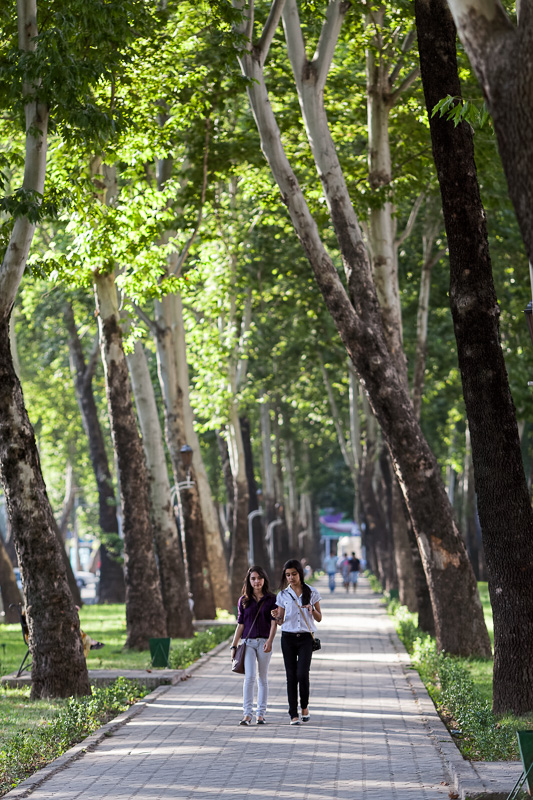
[243,638,272,718]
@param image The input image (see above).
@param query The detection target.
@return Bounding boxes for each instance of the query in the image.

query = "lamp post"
[524,301,533,387]
[247,489,263,567]
[266,515,283,572]
[178,444,195,490]
[175,444,216,620]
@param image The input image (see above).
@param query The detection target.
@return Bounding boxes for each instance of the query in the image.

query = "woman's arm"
[230,623,245,658]
[264,618,277,652]
[271,606,285,625]
[309,600,322,623]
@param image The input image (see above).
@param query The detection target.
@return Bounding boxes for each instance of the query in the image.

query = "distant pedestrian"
[272,559,322,725]
[230,566,278,726]
[339,554,351,592]
[323,553,338,593]
[301,558,313,579]
[348,552,361,593]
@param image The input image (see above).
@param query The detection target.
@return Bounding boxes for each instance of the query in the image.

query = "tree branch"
[396,191,425,247]
[258,0,287,66]
[83,334,101,391]
[130,302,159,336]
[313,0,350,92]
[319,354,356,473]
[0,0,48,321]
[172,117,211,277]
[389,66,420,106]
[282,0,307,81]
[235,289,253,390]
[388,28,417,86]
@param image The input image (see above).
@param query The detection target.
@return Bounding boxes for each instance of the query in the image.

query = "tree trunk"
[0,321,91,696]
[64,299,125,603]
[155,293,230,609]
[416,0,533,711]
[364,7,408,384]
[391,478,418,611]
[176,473,216,620]
[57,461,75,542]
[0,0,90,697]
[127,340,194,637]
[94,272,166,648]
[217,429,235,537]
[446,1,533,264]
[0,533,22,623]
[234,3,490,657]
[153,294,219,615]
[227,410,251,605]
[241,416,270,569]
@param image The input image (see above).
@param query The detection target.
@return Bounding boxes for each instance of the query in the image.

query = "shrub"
[385,597,518,761]
[168,625,234,670]
[0,679,148,796]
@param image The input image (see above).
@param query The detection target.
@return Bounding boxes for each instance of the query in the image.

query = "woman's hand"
[263,640,273,653]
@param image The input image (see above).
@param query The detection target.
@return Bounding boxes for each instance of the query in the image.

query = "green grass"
[0,605,236,674]
[367,573,533,761]
[0,606,235,797]
[0,679,149,796]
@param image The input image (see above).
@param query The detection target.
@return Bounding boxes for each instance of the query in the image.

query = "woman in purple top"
[230,565,278,726]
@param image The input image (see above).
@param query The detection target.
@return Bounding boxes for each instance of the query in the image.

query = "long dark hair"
[279,559,311,606]
[241,565,273,608]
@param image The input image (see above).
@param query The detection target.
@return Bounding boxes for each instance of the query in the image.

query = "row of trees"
[1,1,533,712]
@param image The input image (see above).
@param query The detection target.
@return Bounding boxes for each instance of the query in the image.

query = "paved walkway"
[5,576,521,800]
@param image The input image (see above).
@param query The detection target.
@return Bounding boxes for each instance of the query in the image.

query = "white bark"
[260,397,275,500]
[447,0,501,22]
[126,340,178,549]
[0,0,48,321]
[348,360,363,471]
[282,0,368,286]
[412,216,445,420]
[319,357,356,474]
[155,292,232,610]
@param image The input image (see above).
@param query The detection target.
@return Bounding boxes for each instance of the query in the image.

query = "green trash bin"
[517,731,533,795]
[149,637,171,668]
[507,731,533,800]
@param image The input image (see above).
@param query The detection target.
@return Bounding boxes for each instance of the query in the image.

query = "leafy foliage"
[0,679,149,796]
[168,625,234,670]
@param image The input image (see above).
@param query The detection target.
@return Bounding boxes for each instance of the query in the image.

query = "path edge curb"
[385,614,513,800]
[1,636,232,800]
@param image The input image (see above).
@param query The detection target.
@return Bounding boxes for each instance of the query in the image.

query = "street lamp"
[247,488,263,566]
[525,301,533,345]
[266,505,284,572]
[178,444,195,490]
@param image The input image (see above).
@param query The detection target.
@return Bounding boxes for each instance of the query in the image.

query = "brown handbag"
[231,598,264,674]
[231,642,246,674]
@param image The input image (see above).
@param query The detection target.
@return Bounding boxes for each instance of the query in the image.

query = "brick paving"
[6,576,517,800]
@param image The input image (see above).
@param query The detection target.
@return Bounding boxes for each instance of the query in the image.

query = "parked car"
[74,571,98,589]
[13,567,22,591]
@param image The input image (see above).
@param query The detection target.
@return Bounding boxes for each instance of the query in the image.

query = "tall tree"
[0,0,90,697]
[94,270,167,648]
[416,0,533,714]
[231,0,490,657]
[446,0,533,265]
[64,300,125,603]
[127,339,195,636]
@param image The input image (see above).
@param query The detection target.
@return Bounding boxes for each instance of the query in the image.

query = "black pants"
[281,632,314,718]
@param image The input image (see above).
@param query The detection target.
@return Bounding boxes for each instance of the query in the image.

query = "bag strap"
[288,590,316,641]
